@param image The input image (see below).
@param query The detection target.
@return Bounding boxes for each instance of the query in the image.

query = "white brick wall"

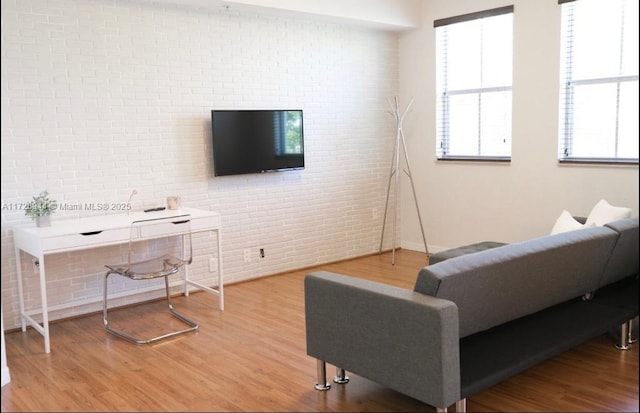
[0,0,401,328]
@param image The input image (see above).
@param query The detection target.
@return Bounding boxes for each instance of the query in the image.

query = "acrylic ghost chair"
[103,214,198,344]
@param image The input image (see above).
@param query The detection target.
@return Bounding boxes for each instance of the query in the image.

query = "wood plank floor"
[2,250,638,412]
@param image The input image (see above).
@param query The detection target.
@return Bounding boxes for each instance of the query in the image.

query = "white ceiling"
[129,0,422,31]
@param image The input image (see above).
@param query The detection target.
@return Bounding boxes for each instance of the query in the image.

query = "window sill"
[437,156,511,163]
[559,158,639,166]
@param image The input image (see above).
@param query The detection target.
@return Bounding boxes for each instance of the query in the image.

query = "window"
[435,6,514,161]
[558,0,639,164]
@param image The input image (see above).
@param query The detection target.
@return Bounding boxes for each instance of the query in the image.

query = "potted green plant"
[25,190,57,227]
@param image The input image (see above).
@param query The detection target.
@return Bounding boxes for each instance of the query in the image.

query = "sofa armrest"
[304,271,461,409]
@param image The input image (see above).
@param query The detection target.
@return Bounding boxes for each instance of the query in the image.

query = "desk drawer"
[41,227,132,252]
[191,214,221,232]
[138,215,220,238]
[139,219,192,239]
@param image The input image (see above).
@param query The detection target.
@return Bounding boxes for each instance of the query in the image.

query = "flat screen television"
[211,109,305,177]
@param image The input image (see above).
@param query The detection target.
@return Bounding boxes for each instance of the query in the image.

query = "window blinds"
[435,6,514,160]
[558,0,639,163]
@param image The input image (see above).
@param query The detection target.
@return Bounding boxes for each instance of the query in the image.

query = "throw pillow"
[585,199,632,227]
[551,210,586,235]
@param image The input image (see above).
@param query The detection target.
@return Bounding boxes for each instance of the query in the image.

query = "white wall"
[1,308,9,387]
[399,0,639,253]
[0,0,400,329]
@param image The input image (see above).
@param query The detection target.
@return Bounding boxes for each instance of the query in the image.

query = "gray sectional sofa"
[304,217,638,412]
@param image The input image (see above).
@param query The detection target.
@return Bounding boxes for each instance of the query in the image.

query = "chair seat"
[106,254,188,280]
[103,215,198,345]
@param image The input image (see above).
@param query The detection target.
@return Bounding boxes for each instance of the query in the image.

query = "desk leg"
[181,229,224,311]
[183,233,191,297]
[216,229,224,311]
[183,265,190,297]
[38,257,51,354]
[14,249,50,353]
[14,247,27,332]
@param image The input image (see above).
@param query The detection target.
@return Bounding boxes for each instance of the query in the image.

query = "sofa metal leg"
[629,318,637,344]
[314,360,331,391]
[333,367,350,384]
[615,321,631,350]
[436,399,466,413]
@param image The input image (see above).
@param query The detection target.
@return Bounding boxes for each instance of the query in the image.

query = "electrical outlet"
[243,249,251,263]
[209,257,218,273]
[372,208,379,219]
[259,248,265,258]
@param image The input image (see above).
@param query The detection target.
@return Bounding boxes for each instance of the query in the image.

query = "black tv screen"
[211,109,305,177]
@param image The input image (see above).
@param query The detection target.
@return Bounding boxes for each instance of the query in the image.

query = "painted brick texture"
[0,0,401,328]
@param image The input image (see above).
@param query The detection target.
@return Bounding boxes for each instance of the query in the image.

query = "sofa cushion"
[414,226,618,338]
[550,209,594,235]
[585,199,632,226]
[429,241,507,265]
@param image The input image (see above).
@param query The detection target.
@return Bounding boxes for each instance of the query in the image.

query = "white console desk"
[12,207,223,354]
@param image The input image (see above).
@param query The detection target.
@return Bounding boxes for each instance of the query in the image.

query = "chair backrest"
[125,214,193,273]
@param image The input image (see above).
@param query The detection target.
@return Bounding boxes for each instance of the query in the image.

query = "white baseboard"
[401,241,449,254]
[1,365,9,387]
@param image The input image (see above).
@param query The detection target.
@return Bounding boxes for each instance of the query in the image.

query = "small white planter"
[35,215,51,227]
